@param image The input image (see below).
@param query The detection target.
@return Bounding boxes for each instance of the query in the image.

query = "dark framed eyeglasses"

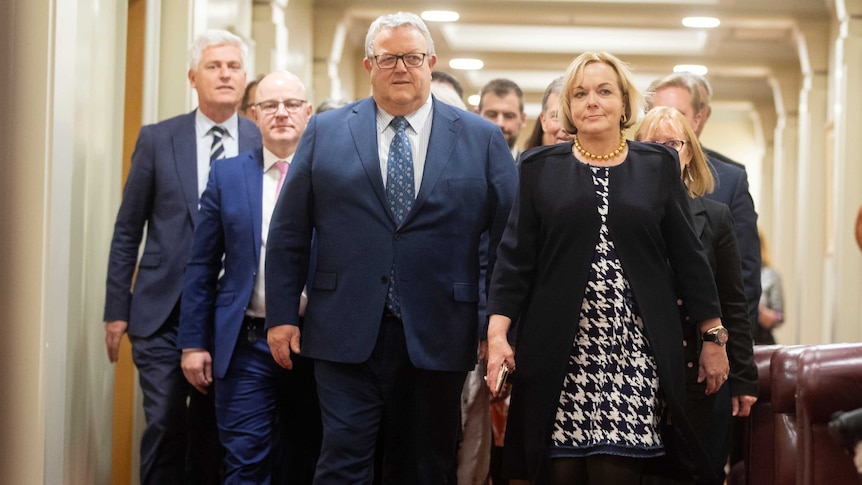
[373,53,428,69]
[650,139,686,152]
[256,99,307,114]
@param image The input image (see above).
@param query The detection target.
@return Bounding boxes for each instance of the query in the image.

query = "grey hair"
[645,72,703,115]
[364,12,435,59]
[541,76,565,113]
[188,29,249,71]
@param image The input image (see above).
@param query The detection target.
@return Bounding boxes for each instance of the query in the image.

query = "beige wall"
[0,0,125,483]
[0,0,49,482]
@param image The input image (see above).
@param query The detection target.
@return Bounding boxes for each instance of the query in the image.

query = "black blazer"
[488,141,721,482]
[686,196,757,397]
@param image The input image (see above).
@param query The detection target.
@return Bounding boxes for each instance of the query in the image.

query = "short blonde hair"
[635,106,714,197]
[559,52,642,134]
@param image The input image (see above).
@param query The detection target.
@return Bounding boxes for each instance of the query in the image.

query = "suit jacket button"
[394,234,401,240]
[381,276,388,284]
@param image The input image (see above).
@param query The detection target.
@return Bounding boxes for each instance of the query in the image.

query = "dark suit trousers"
[683,329,726,484]
[215,318,321,485]
[130,307,221,485]
[313,315,467,485]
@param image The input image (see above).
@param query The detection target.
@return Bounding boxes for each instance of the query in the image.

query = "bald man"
[178,71,321,484]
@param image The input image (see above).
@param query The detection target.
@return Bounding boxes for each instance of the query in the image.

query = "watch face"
[715,328,729,345]
[703,326,729,345]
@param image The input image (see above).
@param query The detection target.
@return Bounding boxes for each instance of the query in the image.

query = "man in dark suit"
[103,29,261,485]
[648,72,760,482]
[265,12,518,485]
[178,70,320,484]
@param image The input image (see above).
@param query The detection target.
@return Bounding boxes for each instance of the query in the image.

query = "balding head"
[253,71,313,158]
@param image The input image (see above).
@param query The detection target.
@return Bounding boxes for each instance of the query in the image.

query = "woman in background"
[636,106,758,483]
[758,228,784,343]
[523,76,573,150]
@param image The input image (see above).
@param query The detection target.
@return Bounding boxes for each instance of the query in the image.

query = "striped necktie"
[209,125,226,163]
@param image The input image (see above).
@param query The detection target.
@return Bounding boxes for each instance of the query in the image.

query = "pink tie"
[275,160,289,201]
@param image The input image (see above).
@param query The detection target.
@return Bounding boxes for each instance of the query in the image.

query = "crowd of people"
[103,10,788,485]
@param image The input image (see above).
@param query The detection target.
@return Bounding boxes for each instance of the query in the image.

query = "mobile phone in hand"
[495,362,510,394]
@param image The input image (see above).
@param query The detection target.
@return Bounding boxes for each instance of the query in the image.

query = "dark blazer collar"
[688,196,707,238]
[347,97,463,228]
[348,98,389,217]
[243,148,265,262]
[176,111,200,226]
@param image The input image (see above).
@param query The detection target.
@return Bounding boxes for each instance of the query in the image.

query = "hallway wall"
[0,0,126,483]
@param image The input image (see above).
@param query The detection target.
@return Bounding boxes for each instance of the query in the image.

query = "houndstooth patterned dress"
[549,165,664,459]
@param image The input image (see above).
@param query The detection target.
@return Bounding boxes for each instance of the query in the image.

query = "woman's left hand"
[698,342,729,395]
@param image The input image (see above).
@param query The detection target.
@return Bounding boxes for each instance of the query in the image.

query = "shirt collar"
[196,110,239,140]
[376,94,433,135]
[262,147,294,172]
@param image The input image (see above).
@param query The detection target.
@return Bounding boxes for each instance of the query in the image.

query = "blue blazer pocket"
[453,283,479,303]
[215,291,235,307]
[312,272,337,290]
[138,253,161,268]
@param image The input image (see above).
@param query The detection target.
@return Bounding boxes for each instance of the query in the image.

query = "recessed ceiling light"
[674,64,708,76]
[421,10,460,22]
[449,58,484,70]
[682,17,720,28]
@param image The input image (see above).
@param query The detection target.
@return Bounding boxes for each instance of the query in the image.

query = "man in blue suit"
[103,30,261,484]
[265,12,518,485]
[178,70,320,484]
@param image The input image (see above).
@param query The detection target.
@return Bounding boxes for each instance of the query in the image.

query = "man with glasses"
[265,11,518,484]
[179,70,320,484]
[103,29,261,485]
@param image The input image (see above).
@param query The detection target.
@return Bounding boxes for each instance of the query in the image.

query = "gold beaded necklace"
[573,133,627,160]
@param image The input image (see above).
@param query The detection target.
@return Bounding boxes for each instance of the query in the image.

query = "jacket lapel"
[174,112,200,226]
[245,149,264,264]
[688,196,708,240]
[348,99,392,221]
[409,98,459,223]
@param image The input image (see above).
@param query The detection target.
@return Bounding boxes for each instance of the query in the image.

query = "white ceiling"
[316,0,832,115]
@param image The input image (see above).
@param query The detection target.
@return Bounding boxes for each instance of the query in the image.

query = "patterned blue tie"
[385,116,414,318]
[209,125,226,163]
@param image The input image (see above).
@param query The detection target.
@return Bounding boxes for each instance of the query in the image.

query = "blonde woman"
[637,106,758,483]
[486,53,727,485]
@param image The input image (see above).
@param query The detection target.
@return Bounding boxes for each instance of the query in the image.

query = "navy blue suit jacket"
[178,148,270,378]
[702,149,763,342]
[104,111,261,338]
[265,97,519,372]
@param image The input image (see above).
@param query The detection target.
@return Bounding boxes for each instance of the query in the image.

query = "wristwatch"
[701,325,729,346]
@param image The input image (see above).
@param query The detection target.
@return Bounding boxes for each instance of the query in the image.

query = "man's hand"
[268,325,301,370]
[732,394,758,417]
[181,349,213,394]
[105,320,129,363]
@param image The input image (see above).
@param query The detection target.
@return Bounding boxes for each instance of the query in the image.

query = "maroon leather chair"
[771,345,809,485]
[796,343,862,484]
[742,344,783,485]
